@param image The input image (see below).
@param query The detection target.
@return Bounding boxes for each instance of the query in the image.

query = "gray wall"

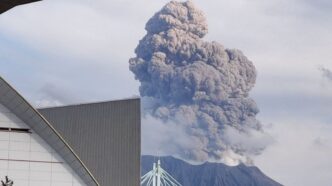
[38,98,141,186]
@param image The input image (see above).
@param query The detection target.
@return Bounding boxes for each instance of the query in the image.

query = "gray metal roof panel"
[39,98,141,186]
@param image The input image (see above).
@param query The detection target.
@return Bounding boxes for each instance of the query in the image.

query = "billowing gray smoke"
[130,1,269,165]
[320,67,332,82]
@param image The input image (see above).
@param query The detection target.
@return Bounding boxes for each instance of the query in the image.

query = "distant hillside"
[141,155,282,186]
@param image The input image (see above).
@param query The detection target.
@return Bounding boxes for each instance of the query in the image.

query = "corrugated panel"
[39,99,141,186]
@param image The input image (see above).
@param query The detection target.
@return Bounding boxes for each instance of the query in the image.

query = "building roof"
[0,76,99,186]
[39,98,141,186]
[0,0,41,14]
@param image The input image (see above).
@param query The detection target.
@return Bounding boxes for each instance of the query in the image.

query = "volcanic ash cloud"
[129,1,270,165]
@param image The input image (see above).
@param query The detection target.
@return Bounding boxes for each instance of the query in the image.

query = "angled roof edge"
[37,97,141,110]
[0,76,99,186]
[0,0,41,14]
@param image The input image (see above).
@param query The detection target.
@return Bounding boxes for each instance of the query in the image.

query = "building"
[0,0,41,14]
[0,76,141,186]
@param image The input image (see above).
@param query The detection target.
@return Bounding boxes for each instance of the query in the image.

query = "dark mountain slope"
[141,155,282,186]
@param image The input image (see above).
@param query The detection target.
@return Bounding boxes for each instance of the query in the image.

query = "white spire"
[141,159,182,186]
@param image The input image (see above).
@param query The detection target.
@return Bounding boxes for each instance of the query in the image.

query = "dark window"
[0,127,31,133]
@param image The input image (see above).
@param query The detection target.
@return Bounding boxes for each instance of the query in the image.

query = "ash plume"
[130,1,270,165]
[320,67,332,82]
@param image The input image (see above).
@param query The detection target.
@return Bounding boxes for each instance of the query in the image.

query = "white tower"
[141,159,182,186]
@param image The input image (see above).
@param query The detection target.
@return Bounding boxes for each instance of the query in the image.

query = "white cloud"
[141,115,198,159]
[35,99,63,108]
[223,126,274,156]
[141,115,267,167]
[255,120,332,186]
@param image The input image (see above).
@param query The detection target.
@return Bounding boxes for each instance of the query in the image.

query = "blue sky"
[0,0,332,185]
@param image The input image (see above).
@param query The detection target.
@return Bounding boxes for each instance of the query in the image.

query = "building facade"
[0,77,141,186]
[0,103,87,185]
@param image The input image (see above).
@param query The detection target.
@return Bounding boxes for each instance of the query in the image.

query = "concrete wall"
[38,98,141,186]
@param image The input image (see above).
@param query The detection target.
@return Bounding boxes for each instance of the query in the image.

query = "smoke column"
[130,1,270,165]
[320,67,332,82]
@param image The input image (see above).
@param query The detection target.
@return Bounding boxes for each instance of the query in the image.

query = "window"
[0,127,31,133]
